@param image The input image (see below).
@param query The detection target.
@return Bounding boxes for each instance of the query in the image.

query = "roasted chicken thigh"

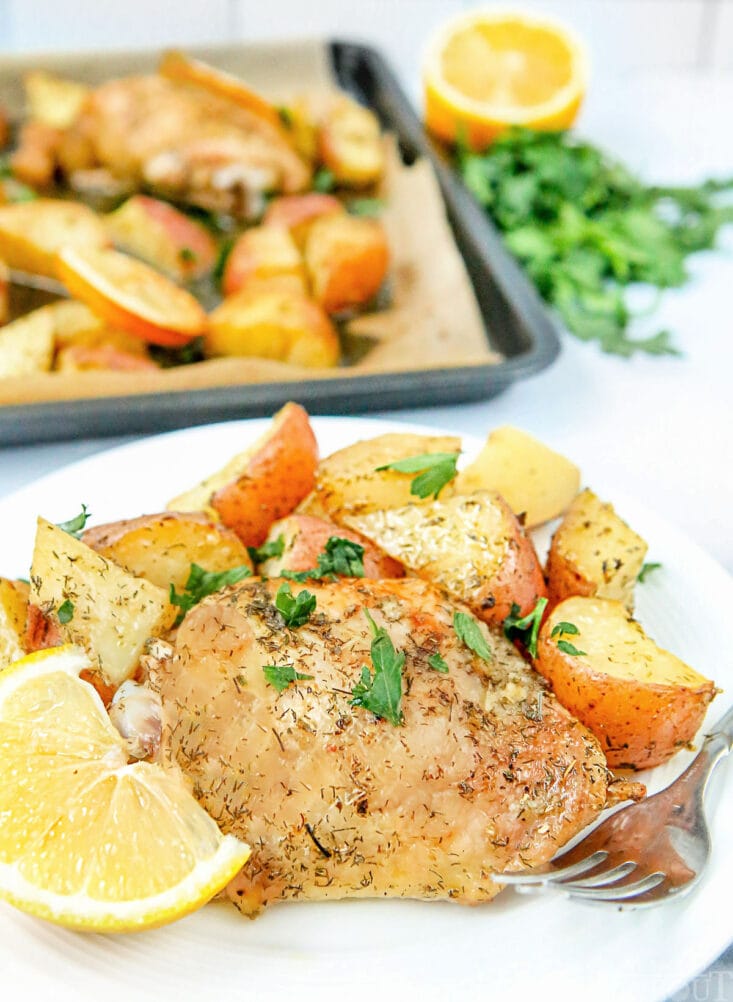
[151,577,607,915]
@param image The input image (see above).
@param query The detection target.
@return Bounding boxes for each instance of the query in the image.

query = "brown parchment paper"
[0,40,499,408]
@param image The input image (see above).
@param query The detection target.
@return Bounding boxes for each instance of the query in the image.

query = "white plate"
[0,416,731,1002]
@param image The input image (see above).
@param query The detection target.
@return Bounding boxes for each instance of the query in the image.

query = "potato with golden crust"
[82,511,252,590]
[305,213,389,314]
[453,425,580,527]
[318,96,384,188]
[24,70,90,129]
[45,299,149,357]
[29,517,175,686]
[9,121,61,188]
[263,193,343,248]
[344,491,547,627]
[546,489,647,611]
[168,402,319,547]
[206,287,339,367]
[257,514,404,579]
[55,344,159,373]
[0,199,109,277]
[0,578,29,667]
[536,596,716,769]
[298,432,462,523]
[0,308,55,378]
[222,225,306,297]
[105,195,217,281]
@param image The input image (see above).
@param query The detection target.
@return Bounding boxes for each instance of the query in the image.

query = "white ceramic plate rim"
[0,415,731,1002]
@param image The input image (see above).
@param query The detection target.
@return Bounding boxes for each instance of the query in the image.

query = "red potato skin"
[473,501,548,628]
[24,602,61,653]
[263,194,343,247]
[535,628,715,770]
[57,344,159,372]
[259,514,404,578]
[124,195,218,280]
[212,402,319,547]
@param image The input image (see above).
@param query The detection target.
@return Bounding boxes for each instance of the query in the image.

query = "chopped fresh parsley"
[638,561,662,583]
[503,597,548,658]
[427,652,449,673]
[57,599,74,624]
[179,246,197,263]
[347,197,385,217]
[274,582,316,628]
[170,563,252,625]
[277,105,294,128]
[313,167,336,193]
[212,236,235,289]
[376,451,460,500]
[551,621,586,657]
[453,611,492,662]
[350,609,405,726]
[262,662,313,693]
[56,505,91,539]
[458,127,733,357]
[248,535,285,565]
[551,621,580,638]
[281,536,366,583]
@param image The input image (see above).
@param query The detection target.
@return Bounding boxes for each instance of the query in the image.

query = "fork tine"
[560,860,637,888]
[564,872,667,902]
[495,850,608,885]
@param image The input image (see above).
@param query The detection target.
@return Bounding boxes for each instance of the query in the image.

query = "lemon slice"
[0,646,250,932]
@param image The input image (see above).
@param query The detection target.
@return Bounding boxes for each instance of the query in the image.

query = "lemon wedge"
[0,646,250,932]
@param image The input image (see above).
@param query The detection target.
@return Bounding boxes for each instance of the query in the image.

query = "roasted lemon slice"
[0,646,250,932]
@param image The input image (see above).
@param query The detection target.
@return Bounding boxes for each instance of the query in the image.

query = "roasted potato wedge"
[45,299,148,356]
[168,402,319,547]
[298,432,462,523]
[24,70,90,129]
[0,578,29,667]
[83,511,253,591]
[546,489,648,611]
[258,514,404,579]
[344,491,547,627]
[55,344,159,373]
[453,426,580,527]
[305,213,389,314]
[0,198,110,277]
[222,225,306,297]
[0,307,54,378]
[263,193,343,248]
[30,517,175,686]
[318,96,384,187]
[206,287,339,367]
[106,195,217,281]
[536,597,716,769]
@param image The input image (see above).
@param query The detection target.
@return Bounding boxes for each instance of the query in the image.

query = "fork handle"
[684,703,733,802]
[702,703,733,759]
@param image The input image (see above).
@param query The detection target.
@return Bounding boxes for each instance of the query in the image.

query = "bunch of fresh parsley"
[458,127,733,357]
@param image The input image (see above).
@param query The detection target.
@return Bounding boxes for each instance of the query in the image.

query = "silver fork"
[494,704,733,906]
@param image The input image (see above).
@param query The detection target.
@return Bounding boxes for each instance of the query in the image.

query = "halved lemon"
[56,247,208,348]
[423,9,588,148]
[0,646,250,932]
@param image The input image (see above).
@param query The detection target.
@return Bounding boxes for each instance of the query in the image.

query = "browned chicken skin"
[151,577,607,916]
[58,76,310,213]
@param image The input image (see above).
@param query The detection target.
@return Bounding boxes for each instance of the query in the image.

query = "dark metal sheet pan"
[0,40,560,446]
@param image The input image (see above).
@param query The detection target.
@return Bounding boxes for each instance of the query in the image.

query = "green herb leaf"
[277,105,294,128]
[262,662,313,692]
[503,597,548,658]
[170,563,252,625]
[453,611,492,662]
[274,582,316,628]
[376,451,460,499]
[313,167,336,193]
[212,236,235,289]
[458,127,733,356]
[427,652,449,673]
[57,599,74,625]
[56,505,91,539]
[277,536,365,583]
[178,246,197,263]
[550,621,580,638]
[347,197,385,217]
[557,639,587,657]
[638,561,662,583]
[350,609,405,725]
[248,535,285,565]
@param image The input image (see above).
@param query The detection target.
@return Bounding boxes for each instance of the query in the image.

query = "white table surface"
[0,56,731,1002]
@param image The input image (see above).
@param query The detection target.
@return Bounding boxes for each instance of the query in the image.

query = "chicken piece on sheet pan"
[57,76,310,214]
[149,577,608,916]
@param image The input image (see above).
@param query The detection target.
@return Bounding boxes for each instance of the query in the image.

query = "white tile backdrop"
[0,0,730,79]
